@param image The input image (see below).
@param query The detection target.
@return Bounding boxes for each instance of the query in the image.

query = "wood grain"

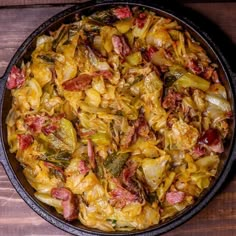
[0,0,235,7]
[0,2,236,236]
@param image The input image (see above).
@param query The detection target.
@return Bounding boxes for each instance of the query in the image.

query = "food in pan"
[6,5,232,231]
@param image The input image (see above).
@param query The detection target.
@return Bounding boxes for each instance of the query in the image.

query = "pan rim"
[1,1,235,235]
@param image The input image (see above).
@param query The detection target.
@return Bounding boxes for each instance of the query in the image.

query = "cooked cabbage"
[6,5,232,232]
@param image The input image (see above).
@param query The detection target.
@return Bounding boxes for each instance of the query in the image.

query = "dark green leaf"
[95,156,104,178]
[146,192,158,204]
[63,24,82,45]
[49,168,65,182]
[39,151,71,168]
[52,26,68,51]
[89,10,118,25]
[164,73,177,88]
[104,152,130,177]
[37,54,55,63]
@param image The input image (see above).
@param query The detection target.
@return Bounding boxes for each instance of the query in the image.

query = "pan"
[0,1,235,235]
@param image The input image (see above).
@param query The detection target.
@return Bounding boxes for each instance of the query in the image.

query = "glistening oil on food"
[6,5,232,232]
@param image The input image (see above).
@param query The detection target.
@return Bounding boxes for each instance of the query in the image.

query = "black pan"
[0,1,235,235]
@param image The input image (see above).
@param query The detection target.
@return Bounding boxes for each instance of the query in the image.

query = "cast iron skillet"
[0,1,235,235]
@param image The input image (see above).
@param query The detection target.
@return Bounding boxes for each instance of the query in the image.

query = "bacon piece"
[51,187,71,201]
[42,124,57,135]
[121,115,151,148]
[193,144,206,157]
[113,6,132,19]
[18,134,34,150]
[62,74,92,91]
[51,187,77,221]
[6,65,25,89]
[78,129,96,138]
[122,126,136,148]
[87,139,96,169]
[25,115,46,133]
[210,140,224,153]
[121,161,137,184]
[202,66,214,80]
[162,88,182,111]
[166,114,178,128]
[212,70,220,83]
[94,70,113,80]
[166,191,185,205]
[198,128,224,153]
[112,35,123,55]
[186,59,203,75]
[25,114,62,135]
[120,161,146,203]
[78,160,90,175]
[62,199,77,221]
[134,12,147,29]
[146,46,158,61]
[109,184,138,208]
[135,115,150,138]
[112,35,131,57]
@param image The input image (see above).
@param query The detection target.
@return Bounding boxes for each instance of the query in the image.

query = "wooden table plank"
[0,0,235,7]
[0,2,235,236]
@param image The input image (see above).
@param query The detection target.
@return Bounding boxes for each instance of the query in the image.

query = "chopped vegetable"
[115,18,133,33]
[126,52,142,66]
[7,5,232,232]
[104,153,130,177]
[142,156,170,191]
[39,151,71,168]
[174,72,210,91]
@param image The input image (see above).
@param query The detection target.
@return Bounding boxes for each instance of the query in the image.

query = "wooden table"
[0,1,235,235]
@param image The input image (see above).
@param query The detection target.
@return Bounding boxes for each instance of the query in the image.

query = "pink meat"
[62,199,78,221]
[6,65,25,89]
[193,144,206,157]
[109,186,138,209]
[51,187,78,221]
[25,115,46,133]
[62,74,92,91]
[146,46,158,61]
[166,191,185,205]
[186,59,203,75]
[202,66,214,80]
[25,114,63,135]
[162,88,182,111]
[198,128,224,153]
[87,139,96,169]
[78,160,90,175]
[113,6,132,19]
[42,124,57,135]
[94,70,113,80]
[134,12,147,29]
[112,35,130,57]
[18,134,34,150]
[51,187,71,201]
